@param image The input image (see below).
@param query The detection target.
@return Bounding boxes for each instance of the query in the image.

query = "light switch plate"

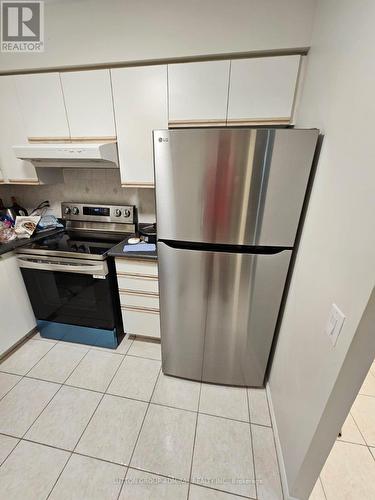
[325,303,346,346]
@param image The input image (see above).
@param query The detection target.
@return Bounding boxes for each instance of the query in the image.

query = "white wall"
[268,1,375,498]
[0,0,316,72]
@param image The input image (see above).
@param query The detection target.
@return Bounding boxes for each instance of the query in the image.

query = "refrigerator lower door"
[202,248,292,386]
[158,241,292,386]
[158,241,209,381]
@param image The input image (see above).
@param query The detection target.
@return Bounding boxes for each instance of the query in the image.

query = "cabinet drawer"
[117,275,159,295]
[115,258,158,277]
[121,307,160,339]
[120,292,160,311]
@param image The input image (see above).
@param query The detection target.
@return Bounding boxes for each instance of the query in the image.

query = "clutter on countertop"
[29,200,51,217]
[37,215,64,232]
[0,220,16,244]
[0,198,65,254]
[14,216,41,239]
[123,242,156,252]
[0,227,65,256]
[108,223,158,260]
[0,196,28,224]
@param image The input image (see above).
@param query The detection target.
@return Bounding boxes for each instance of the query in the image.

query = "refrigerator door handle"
[158,239,291,255]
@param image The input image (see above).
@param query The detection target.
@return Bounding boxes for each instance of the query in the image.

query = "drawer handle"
[119,288,159,296]
[117,272,158,279]
[122,306,160,314]
[120,291,159,298]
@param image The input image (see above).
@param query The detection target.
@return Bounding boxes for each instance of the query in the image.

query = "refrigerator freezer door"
[154,128,318,247]
[158,241,292,386]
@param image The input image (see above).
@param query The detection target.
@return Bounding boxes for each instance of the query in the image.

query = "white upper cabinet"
[60,69,116,138]
[168,60,230,125]
[111,65,168,187]
[14,73,70,139]
[227,55,301,124]
[0,76,39,183]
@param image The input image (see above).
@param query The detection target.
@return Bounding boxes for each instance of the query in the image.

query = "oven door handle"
[17,256,108,277]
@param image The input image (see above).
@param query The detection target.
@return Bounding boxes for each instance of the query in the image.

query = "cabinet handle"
[226,117,290,126]
[121,182,155,188]
[117,272,158,279]
[122,305,160,314]
[119,288,159,296]
[120,290,159,298]
[168,119,226,128]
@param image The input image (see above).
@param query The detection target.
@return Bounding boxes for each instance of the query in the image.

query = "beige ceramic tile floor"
[309,360,375,500]
[0,334,283,500]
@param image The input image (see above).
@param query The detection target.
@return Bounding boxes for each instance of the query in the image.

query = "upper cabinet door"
[14,73,70,139]
[60,69,116,139]
[227,56,301,125]
[0,76,39,183]
[111,65,168,187]
[168,60,230,126]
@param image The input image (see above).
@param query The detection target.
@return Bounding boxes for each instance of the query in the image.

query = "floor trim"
[0,326,38,362]
[266,383,299,500]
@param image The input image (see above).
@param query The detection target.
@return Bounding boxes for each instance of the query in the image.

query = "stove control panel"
[61,203,136,224]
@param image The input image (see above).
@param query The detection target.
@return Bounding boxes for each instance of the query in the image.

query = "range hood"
[12,142,119,168]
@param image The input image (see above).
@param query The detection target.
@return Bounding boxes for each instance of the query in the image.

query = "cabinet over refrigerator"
[153,128,318,386]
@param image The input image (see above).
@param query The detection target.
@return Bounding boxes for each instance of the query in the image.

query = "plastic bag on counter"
[0,221,16,243]
[14,216,41,239]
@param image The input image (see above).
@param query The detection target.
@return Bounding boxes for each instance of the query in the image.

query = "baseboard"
[266,383,300,500]
[0,326,38,362]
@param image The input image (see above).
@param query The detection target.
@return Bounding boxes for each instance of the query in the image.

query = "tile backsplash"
[0,169,156,222]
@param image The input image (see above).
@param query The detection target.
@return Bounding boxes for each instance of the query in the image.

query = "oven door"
[17,254,116,330]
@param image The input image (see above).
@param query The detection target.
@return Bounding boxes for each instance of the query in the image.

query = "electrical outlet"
[325,303,346,346]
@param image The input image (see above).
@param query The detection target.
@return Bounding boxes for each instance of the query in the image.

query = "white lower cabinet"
[115,258,158,277]
[117,275,159,295]
[121,308,160,339]
[115,257,160,339]
[0,252,36,357]
[120,292,159,311]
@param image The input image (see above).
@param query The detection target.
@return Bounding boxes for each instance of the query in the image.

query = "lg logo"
[1,1,44,52]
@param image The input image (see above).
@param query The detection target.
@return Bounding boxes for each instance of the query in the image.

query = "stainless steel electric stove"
[17,202,137,348]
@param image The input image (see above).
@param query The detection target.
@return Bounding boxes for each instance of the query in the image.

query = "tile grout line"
[187,381,202,498]
[0,375,23,403]
[45,343,131,499]
[23,342,89,380]
[337,437,372,448]
[356,393,375,399]
[319,475,328,500]
[1,337,283,500]
[0,343,103,495]
[0,426,258,500]
[1,372,273,428]
[247,389,258,500]
[18,346,93,444]
[115,365,163,500]
[4,369,274,425]
[0,435,22,467]
[0,339,57,402]
[349,409,371,448]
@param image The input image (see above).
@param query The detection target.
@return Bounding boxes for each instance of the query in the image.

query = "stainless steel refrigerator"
[153,128,318,387]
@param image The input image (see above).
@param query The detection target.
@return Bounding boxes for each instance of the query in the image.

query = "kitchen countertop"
[0,228,65,256]
[108,235,157,260]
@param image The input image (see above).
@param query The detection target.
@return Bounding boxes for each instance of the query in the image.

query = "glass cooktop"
[19,231,127,260]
